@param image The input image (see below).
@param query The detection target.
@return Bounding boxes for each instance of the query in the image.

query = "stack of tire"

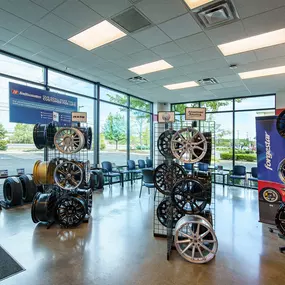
[2,175,37,207]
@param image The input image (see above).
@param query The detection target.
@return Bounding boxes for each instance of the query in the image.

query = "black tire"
[19,175,37,203]
[3,177,23,206]
[259,188,281,203]
[90,171,104,190]
[275,203,285,236]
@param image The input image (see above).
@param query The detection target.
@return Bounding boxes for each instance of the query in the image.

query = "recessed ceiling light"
[68,20,126,50]
[218,28,285,56]
[129,60,173,75]
[164,81,199,90]
[239,66,285,79]
[184,0,214,9]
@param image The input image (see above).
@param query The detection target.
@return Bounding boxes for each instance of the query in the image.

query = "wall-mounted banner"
[9,83,78,126]
[72,112,87,123]
[185,107,206,121]
[157,111,175,123]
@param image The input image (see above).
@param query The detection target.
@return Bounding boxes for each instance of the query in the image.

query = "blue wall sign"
[9,82,78,126]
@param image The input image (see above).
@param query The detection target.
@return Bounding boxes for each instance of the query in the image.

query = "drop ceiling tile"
[225,51,257,65]
[0,9,32,33]
[204,68,235,78]
[52,40,89,57]
[5,36,44,54]
[211,85,247,95]
[0,0,48,23]
[176,32,213,53]
[0,27,16,43]
[151,42,185,58]
[154,75,193,86]
[128,50,161,67]
[109,37,146,55]
[222,81,244,88]
[255,44,285,61]
[166,53,195,67]
[37,13,80,39]
[204,84,224,90]
[76,53,107,67]
[234,0,285,19]
[34,48,71,62]
[110,56,133,68]
[205,21,247,45]
[62,58,95,70]
[132,26,171,48]
[110,68,135,80]
[81,0,131,18]
[53,0,103,30]
[135,0,187,25]
[92,45,125,60]
[159,13,202,40]
[216,74,241,83]
[0,44,35,58]
[242,7,285,36]
[30,54,59,66]
[31,0,66,10]
[21,26,62,48]
[190,47,223,63]
[143,67,184,81]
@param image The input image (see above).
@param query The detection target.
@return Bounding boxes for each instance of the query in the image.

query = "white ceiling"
[1,0,285,103]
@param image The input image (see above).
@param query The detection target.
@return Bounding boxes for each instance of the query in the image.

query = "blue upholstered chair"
[138,159,146,169]
[101,161,121,187]
[139,169,156,199]
[198,163,209,173]
[146,159,153,169]
[125,160,141,184]
[229,165,247,186]
[184,163,193,174]
[248,167,258,188]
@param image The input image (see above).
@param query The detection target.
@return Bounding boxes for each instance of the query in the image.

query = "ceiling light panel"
[129,60,173,75]
[164,81,199,90]
[218,28,285,56]
[184,0,214,9]
[68,20,126,50]
[239,66,285,79]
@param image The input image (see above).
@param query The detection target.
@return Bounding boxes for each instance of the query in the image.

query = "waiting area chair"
[138,159,146,170]
[124,160,142,184]
[229,165,247,186]
[139,169,156,199]
[101,161,121,187]
[146,159,153,169]
[184,163,193,174]
[248,167,258,188]
[197,163,209,174]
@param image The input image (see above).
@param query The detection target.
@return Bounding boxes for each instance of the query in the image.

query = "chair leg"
[148,188,150,195]
[139,184,143,198]
[154,189,157,201]
[108,177,111,188]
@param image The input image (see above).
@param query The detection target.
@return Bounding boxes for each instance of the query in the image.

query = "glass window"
[48,70,94,97]
[100,86,127,105]
[0,53,44,83]
[206,112,233,170]
[130,97,151,112]
[0,76,45,178]
[201,100,233,112]
[172,102,199,115]
[130,110,151,162]
[235,96,275,110]
[99,101,127,166]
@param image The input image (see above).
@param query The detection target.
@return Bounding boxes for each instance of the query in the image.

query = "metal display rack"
[153,120,216,260]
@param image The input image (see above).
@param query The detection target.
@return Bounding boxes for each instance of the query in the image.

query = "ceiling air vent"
[128,76,148,84]
[197,78,219,86]
[193,0,239,29]
[111,7,151,33]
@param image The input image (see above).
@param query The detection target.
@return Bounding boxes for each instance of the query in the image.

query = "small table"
[213,171,229,187]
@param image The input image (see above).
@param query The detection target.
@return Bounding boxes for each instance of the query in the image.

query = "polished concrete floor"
[0,183,285,285]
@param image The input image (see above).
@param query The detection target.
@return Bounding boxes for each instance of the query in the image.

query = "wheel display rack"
[32,122,92,228]
[153,120,216,261]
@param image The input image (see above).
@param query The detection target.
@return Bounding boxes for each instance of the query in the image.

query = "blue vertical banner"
[9,82,78,126]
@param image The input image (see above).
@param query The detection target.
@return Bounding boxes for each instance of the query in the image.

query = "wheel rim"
[33,160,54,185]
[276,110,285,138]
[46,122,58,149]
[87,191,92,215]
[278,159,285,183]
[33,124,46,149]
[157,198,184,228]
[154,163,186,195]
[171,128,207,163]
[157,130,176,158]
[54,161,83,190]
[275,204,285,236]
[174,215,218,264]
[263,188,279,203]
[171,178,209,214]
[55,196,86,227]
[54,128,85,154]
[86,127,92,150]
[32,192,56,223]
[85,160,91,183]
